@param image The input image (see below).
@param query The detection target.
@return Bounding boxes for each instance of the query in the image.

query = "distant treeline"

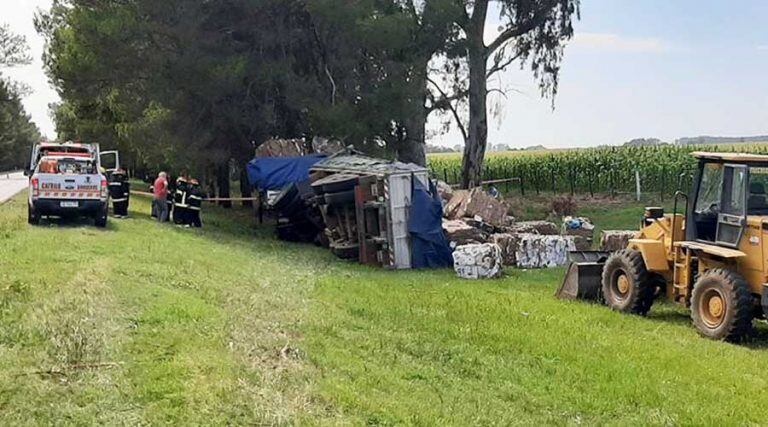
[676,135,768,145]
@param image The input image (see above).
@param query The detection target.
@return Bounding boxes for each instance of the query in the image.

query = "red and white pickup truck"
[27,144,110,227]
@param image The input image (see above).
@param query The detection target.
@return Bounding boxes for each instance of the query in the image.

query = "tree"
[0,24,32,68]
[431,0,579,188]
[0,23,40,171]
[38,0,451,183]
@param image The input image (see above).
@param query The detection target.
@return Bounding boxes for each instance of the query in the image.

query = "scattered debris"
[515,234,575,269]
[443,219,488,247]
[444,190,470,219]
[441,190,624,270]
[491,233,519,266]
[464,217,496,234]
[463,188,511,227]
[435,180,454,203]
[453,243,504,279]
[506,220,559,236]
[562,216,595,250]
[310,137,345,155]
[443,188,510,227]
[256,136,344,158]
[255,138,310,158]
[600,230,637,251]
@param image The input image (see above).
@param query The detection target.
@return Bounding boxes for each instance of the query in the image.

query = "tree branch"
[427,88,468,113]
[487,88,508,98]
[427,76,468,143]
[486,1,557,54]
[486,51,522,78]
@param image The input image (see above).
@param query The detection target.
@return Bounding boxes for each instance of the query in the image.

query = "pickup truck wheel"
[94,207,108,228]
[28,205,40,225]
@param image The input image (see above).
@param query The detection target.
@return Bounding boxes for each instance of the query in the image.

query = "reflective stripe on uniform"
[175,203,189,208]
[188,206,201,211]
[112,198,128,202]
[188,195,202,200]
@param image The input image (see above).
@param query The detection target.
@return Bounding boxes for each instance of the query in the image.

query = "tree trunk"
[399,105,427,166]
[239,163,253,207]
[461,44,488,189]
[217,162,232,208]
[396,62,428,166]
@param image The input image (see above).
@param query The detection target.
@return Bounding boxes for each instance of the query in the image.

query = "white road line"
[0,172,28,204]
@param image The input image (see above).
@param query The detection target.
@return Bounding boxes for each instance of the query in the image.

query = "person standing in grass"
[153,172,169,222]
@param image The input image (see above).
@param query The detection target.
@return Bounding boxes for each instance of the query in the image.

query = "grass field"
[4,193,768,424]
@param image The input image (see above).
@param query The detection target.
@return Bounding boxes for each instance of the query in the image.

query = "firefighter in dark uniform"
[108,168,130,217]
[165,176,175,222]
[173,175,190,225]
[187,178,203,228]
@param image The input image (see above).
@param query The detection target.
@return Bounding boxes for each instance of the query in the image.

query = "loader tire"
[601,249,656,315]
[691,269,753,342]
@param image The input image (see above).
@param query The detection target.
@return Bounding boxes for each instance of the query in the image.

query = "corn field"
[428,144,768,199]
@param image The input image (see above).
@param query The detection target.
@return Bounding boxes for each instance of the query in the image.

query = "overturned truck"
[248,149,452,270]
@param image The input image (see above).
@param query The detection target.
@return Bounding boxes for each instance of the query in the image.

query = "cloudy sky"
[3,0,57,138]
[3,0,768,147]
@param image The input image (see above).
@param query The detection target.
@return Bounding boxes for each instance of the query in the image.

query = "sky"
[2,0,768,147]
[3,0,57,138]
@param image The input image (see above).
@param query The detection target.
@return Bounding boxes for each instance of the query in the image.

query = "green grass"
[3,194,768,424]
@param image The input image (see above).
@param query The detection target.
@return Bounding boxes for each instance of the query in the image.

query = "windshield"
[695,162,724,215]
[748,167,768,215]
[37,158,97,175]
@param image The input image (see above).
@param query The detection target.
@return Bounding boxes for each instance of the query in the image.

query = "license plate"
[60,201,79,208]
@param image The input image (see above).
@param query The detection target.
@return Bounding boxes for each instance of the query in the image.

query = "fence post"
[443,168,448,184]
[635,170,641,202]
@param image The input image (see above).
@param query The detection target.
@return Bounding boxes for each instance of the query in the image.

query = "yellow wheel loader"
[558,152,768,342]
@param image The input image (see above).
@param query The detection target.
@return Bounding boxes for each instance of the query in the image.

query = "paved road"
[0,172,27,204]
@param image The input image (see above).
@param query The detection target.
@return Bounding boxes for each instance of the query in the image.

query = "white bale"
[515,234,576,269]
[453,243,504,279]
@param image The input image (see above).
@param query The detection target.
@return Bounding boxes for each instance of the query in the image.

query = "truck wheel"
[94,206,108,228]
[691,269,753,342]
[601,249,656,315]
[28,205,40,225]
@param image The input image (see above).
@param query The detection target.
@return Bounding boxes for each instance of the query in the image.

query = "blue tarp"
[246,154,326,191]
[409,179,453,269]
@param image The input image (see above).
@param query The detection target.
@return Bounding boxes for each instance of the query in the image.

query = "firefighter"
[187,178,203,228]
[173,175,190,225]
[165,176,175,222]
[108,168,130,217]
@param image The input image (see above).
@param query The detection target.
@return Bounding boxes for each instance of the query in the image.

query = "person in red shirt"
[152,172,169,222]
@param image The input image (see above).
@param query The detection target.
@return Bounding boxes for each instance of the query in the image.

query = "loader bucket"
[555,251,612,301]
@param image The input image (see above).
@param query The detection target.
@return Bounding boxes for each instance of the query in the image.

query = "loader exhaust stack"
[556,251,612,301]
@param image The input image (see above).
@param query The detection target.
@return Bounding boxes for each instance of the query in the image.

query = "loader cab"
[687,152,768,248]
